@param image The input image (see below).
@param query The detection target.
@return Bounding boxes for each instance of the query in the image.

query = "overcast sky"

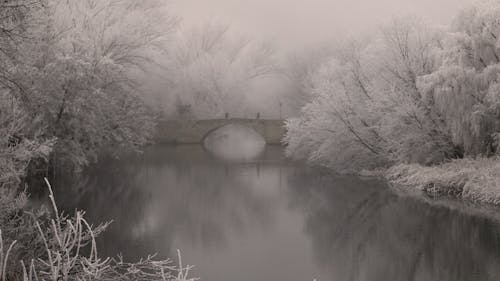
[171,0,475,50]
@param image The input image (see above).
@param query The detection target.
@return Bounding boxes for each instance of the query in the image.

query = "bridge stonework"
[156,119,286,145]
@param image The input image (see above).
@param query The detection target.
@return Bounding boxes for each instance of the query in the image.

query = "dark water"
[35,145,500,281]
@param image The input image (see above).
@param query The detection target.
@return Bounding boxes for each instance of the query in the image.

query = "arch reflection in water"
[203,124,266,161]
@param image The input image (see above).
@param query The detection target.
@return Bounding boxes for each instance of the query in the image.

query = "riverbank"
[386,158,500,206]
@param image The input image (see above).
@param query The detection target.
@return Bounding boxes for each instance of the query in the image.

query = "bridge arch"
[156,118,285,145]
[200,123,264,144]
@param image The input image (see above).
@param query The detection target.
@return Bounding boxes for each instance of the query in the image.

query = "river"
[38,144,500,281]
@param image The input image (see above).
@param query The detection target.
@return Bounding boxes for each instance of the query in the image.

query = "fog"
[172,0,474,49]
[149,0,478,120]
[6,1,500,281]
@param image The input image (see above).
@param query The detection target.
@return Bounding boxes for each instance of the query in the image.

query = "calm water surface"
[40,145,500,281]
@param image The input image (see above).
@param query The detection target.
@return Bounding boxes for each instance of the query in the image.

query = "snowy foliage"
[0,93,54,189]
[285,19,449,171]
[282,46,340,115]
[285,3,500,172]
[419,1,500,156]
[0,0,177,170]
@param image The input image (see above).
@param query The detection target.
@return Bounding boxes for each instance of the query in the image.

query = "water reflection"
[33,145,500,281]
[288,171,500,281]
[49,146,280,261]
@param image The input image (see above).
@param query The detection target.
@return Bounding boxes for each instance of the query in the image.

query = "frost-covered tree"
[284,42,389,172]
[166,23,277,119]
[10,0,177,169]
[418,1,500,157]
[285,18,456,171]
[0,0,43,105]
[286,2,500,172]
[0,93,54,189]
[369,18,456,164]
[0,0,55,187]
[282,46,339,115]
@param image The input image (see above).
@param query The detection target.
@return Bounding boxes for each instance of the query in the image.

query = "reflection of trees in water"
[44,145,276,261]
[287,171,500,281]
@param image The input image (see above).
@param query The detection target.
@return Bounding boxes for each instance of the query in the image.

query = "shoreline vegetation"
[283,1,500,207]
[387,158,500,206]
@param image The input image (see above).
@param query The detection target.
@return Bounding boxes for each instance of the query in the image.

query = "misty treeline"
[284,1,500,173]
[155,23,279,119]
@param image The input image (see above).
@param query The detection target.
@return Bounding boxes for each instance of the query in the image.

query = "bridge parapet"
[156,119,286,145]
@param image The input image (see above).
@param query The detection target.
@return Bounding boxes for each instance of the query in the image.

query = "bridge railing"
[224,112,261,119]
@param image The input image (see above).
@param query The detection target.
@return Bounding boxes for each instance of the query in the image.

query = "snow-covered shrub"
[388,157,500,205]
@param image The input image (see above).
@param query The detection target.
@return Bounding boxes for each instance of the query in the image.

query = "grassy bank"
[386,158,500,206]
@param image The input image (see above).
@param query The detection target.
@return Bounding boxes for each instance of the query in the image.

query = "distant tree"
[282,45,342,116]
[166,23,277,119]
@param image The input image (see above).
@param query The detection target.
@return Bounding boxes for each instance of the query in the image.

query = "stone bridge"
[156,119,286,145]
